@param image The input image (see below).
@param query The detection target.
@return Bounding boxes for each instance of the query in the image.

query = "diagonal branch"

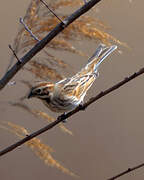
[0,66,144,156]
[0,0,102,90]
[107,163,144,180]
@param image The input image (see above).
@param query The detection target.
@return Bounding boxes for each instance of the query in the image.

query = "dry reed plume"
[0,121,76,176]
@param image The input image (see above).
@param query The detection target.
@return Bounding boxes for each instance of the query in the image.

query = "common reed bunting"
[28,44,117,113]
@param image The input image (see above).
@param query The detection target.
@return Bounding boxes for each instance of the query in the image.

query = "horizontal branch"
[0,66,144,156]
[0,0,102,90]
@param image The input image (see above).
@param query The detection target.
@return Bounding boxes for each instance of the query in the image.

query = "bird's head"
[27,82,54,99]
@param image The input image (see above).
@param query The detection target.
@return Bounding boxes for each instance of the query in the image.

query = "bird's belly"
[42,98,78,113]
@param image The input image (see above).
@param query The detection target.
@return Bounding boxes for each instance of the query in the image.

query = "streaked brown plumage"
[28,44,117,112]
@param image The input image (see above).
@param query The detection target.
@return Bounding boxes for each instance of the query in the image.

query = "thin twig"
[40,0,64,24]
[0,0,102,90]
[107,163,144,180]
[19,17,40,41]
[8,45,21,64]
[0,66,144,156]
[20,16,63,66]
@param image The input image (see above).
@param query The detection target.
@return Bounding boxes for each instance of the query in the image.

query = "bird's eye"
[35,89,41,94]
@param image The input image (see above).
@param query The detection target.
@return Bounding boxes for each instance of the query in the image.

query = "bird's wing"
[56,44,117,102]
[57,74,95,101]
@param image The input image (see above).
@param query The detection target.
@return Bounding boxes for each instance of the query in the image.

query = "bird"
[28,44,117,113]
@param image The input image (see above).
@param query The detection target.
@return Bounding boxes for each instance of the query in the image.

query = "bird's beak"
[27,91,33,99]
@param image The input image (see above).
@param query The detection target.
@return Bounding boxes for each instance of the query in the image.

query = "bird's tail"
[81,44,117,75]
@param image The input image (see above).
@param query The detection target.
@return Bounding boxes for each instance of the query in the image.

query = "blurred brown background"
[0,0,144,180]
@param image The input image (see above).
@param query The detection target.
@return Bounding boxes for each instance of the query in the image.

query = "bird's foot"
[78,103,86,111]
[58,113,67,123]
